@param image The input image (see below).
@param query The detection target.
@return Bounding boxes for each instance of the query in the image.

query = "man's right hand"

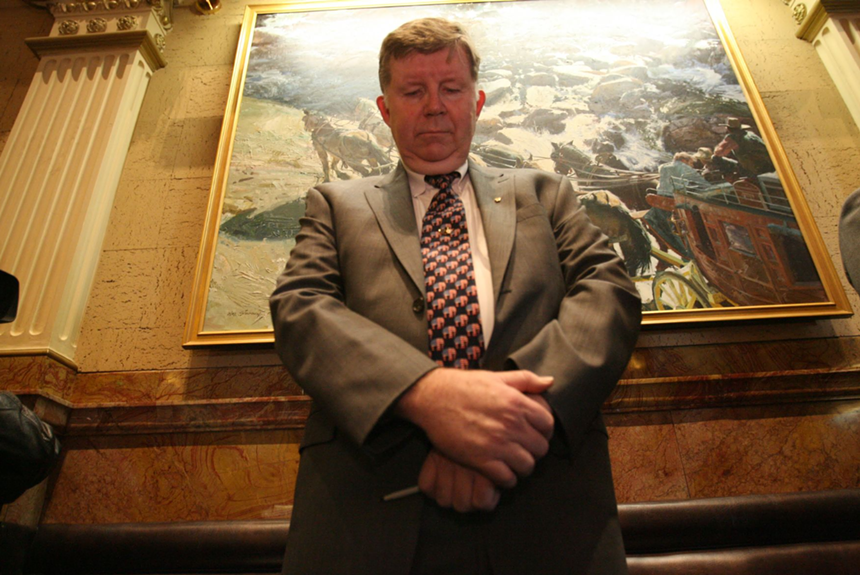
[418,449,500,512]
[395,368,554,489]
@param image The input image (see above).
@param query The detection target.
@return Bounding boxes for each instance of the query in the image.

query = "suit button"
[412,298,425,313]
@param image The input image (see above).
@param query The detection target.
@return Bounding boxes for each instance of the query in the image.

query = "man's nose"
[424,89,445,115]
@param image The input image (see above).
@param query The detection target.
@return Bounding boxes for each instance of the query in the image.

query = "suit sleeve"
[840,187,860,291]
[269,187,437,450]
[506,175,641,453]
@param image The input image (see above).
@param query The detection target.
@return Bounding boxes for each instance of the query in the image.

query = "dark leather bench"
[622,489,860,575]
[5,489,860,574]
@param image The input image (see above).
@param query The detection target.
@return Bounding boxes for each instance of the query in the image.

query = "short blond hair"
[674,152,695,165]
[378,18,480,92]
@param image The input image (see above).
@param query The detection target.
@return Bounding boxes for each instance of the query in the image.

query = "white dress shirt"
[404,162,495,346]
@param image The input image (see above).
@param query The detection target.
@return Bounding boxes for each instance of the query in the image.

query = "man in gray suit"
[270,18,641,574]
[840,188,860,292]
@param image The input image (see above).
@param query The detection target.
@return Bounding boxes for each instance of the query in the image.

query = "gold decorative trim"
[48,0,141,15]
[695,0,852,324]
[58,19,80,35]
[45,0,171,31]
[154,32,165,53]
[26,30,167,70]
[147,0,173,31]
[793,2,808,23]
[194,0,222,15]
[86,17,108,33]
[116,14,137,30]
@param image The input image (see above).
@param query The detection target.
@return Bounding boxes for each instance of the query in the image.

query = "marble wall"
[19,396,860,523]
[1,0,860,526]
[3,350,859,524]
[44,430,302,523]
[609,400,860,502]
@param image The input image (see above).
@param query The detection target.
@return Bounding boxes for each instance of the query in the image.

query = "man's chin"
[402,153,467,175]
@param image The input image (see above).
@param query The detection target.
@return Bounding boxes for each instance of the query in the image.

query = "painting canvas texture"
[193,0,841,341]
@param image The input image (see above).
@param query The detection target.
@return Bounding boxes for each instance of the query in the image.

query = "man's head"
[376,18,485,175]
[378,18,480,92]
[724,117,749,133]
[673,152,695,167]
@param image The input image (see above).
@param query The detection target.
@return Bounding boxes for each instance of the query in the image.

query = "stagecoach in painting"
[552,142,658,212]
[643,173,825,311]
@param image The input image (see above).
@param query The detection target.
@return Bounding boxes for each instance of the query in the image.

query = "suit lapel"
[469,162,516,303]
[365,165,425,293]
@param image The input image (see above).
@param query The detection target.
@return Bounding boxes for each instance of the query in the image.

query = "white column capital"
[23,0,170,70]
[29,0,172,28]
[785,0,860,130]
[788,0,859,41]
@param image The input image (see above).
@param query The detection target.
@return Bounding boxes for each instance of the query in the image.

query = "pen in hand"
[382,485,420,502]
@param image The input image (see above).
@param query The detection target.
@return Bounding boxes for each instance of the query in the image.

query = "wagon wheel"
[652,270,711,310]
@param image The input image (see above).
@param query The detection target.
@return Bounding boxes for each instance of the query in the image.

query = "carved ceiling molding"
[22,0,173,61]
[47,0,143,14]
[24,0,173,32]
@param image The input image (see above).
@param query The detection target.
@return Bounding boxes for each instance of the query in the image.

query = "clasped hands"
[395,368,555,513]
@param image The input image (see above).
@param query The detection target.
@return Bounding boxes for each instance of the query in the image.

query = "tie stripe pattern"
[421,172,484,369]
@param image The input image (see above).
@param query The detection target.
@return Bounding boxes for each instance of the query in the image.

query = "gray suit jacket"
[270,162,641,574]
[840,187,860,292]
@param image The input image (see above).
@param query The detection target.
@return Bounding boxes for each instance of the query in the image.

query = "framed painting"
[184,0,851,346]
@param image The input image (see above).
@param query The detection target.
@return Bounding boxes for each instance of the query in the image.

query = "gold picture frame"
[184,0,852,347]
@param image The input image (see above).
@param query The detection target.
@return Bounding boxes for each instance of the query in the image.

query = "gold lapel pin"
[494,197,502,203]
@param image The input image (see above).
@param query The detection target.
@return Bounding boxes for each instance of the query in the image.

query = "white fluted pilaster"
[792,0,860,130]
[0,1,167,367]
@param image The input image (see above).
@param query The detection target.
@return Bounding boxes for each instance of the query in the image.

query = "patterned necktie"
[421,172,484,369]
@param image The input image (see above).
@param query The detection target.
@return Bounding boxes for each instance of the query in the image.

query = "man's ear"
[476,90,486,117]
[376,95,391,126]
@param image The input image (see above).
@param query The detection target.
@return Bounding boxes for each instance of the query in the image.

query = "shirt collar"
[405,161,469,199]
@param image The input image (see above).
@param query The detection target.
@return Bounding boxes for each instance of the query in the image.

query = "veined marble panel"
[4,339,860,439]
[71,364,302,405]
[606,411,689,503]
[66,397,311,436]
[624,336,860,380]
[0,354,76,401]
[674,400,860,498]
[43,430,302,524]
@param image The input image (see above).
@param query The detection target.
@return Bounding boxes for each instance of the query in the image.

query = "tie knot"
[425,172,460,191]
